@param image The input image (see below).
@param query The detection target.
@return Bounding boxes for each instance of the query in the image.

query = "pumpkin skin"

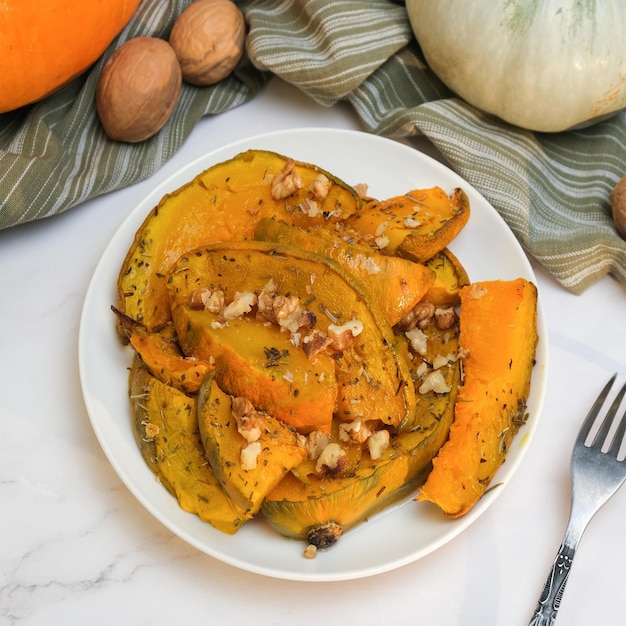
[0,0,141,113]
[406,0,626,132]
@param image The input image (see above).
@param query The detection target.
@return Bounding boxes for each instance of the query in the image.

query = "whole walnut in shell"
[96,37,182,143]
[169,0,246,86]
[610,174,626,239]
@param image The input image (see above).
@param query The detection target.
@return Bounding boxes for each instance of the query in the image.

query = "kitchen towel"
[1,0,625,295]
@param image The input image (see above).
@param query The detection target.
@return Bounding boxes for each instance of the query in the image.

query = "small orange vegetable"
[0,0,141,113]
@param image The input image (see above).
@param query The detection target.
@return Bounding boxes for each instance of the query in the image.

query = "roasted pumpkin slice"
[342,187,470,263]
[421,248,470,307]
[253,218,434,327]
[167,240,416,433]
[128,358,251,534]
[117,149,362,331]
[197,372,307,513]
[114,306,213,394]
[262,351,461,549]
[171,305,338,434]
[417,278,538,518]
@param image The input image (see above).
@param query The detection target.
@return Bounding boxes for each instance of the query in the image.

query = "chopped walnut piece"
[432,354,451,370]
[271,159,304,200]
[310,173,331,201]
[302,329,333,358]
[202,290,225,314]
[262,277,279,296]
[435,307,457,330]
[189,288,224,313]
[315,442,347,477]
[418,370,451,395]
[303,544,318,559]
[398,301,436,332]
[297,310,316,331]
[327,319,364,351]
[414,361,430,377]
[396,309,415,332]
[256,290,276,324]
[405,326,428,355]
[273,294,305,333]
[231,396,255,419]
[298,430,330,460]
[367,429,390,460]
[257,277,279,321]
[338,418,372,444]
[223,291,257,320]
[240,441,262,470]
[255,278,279,323]
[414,302,436,328]
[189,287,209,309]
[231,396,265,443]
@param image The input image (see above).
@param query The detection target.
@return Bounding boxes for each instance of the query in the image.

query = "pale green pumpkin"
[406,0,626,132]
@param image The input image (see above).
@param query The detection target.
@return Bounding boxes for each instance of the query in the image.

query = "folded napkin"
[1,0,625,296]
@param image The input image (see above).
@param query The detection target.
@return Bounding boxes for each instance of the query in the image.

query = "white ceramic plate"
[79,128,548,582]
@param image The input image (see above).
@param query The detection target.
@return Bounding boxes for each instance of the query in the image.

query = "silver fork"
[529,373,626,626]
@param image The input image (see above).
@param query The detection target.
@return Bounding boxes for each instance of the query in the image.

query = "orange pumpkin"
[0,0,141,113]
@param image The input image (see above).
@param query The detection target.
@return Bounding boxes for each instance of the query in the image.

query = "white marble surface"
[1,78,625,626]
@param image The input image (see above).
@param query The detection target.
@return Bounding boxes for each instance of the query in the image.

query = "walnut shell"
[169,0,245,86]
[610,174,626,240]
[96,37,182,143]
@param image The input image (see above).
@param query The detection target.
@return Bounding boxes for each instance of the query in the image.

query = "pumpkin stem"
[307,521,343,549]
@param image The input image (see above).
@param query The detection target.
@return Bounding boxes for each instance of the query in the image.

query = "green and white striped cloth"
[1,0,625,295]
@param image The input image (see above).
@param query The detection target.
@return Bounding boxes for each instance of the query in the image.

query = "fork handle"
[529,539,577,625]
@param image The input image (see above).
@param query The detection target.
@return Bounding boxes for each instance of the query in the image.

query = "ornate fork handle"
[529,539,577,625]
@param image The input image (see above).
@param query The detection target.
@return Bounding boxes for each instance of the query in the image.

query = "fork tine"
[577,373,617,445]
[590,378,625,448]
[606,383,626,457]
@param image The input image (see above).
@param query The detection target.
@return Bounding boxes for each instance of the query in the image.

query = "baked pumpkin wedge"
[128,358,252,534]
[342,187,470,263]
[167,240,416,434]
[261,325,461,549]
[253,217,435,327]
[117,149,362,332]
[422,248,470,307]
[197,372,307,513]
[114,306,213,394]
[417,278,538,517]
